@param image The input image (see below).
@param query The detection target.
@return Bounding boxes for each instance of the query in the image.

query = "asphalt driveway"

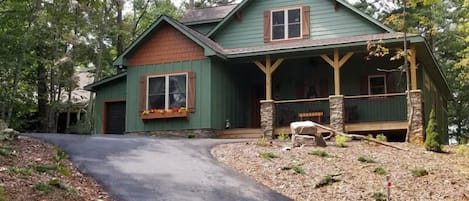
[25,134,292,201]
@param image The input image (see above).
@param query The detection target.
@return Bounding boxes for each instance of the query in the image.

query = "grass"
[259,152,278,160]
[358,156,377,163]
[292,165,305,175]
[411,167,428,177]
[315,175,340,188]
[335,136,350,147]
[9,167,32,176]
[0,185,7,201]
[33,165,58,173]
[373,167,387,175]
[371,192,386,201]
[308,150,330,157]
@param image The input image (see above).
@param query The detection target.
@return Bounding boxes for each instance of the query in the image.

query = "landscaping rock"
[0,119,7,131]
[0,128,19,141]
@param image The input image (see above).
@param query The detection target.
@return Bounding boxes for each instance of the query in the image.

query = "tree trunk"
[37,62,49,133]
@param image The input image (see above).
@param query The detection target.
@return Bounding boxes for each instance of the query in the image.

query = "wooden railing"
[344,93,407,123]
[274,98,330,127]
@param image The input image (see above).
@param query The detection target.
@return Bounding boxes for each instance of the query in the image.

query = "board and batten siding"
[94,78,127,134]
[125,59,212,132]
[213,0,384,49]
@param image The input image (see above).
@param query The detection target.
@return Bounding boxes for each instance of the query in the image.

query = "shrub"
[425,109,442,152]
[255,137,268,146]
[373,167,387,175]
[335,136,350,147]
[308,150,329,157]
[48,179,68,190]
[376,134,387,142]
[292,165,305,175]
[0,128,19,141]
[259,152,278,160]
[33,183,54,193]
[315,175,340,188]
[9,167,32,176]
[371,192,386,201]
[33,165,57,173]
[358,156,377,163]
[0,146,15,157]
[277,133,289,141]
[456,145,468,155]
[0,185,7,201]
[411,167,428,177]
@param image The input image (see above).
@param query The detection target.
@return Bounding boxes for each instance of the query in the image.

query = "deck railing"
[274,98,330,127]
[344,93,407,123]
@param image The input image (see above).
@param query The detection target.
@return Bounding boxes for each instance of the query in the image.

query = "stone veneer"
[260,100,275,137]
[408,90,424,144]
[329,95,345,132]
[130,129,219,138]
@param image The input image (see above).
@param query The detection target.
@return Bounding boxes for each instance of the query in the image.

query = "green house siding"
[188,22,218,35]
[94,78,127,134]
[213,0,384,49]
[210,59,250,129]
[125,59,212,132]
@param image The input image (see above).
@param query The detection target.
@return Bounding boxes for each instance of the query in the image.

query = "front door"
[250,86,264,128]
[105,101,126,134]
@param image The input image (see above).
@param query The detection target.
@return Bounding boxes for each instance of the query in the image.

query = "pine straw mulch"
[212,140,469,201]
[0,136,111,201]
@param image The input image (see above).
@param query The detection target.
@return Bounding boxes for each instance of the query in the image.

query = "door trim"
[102,99,126,134]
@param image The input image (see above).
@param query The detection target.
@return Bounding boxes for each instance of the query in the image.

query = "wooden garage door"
[105,101,126,134]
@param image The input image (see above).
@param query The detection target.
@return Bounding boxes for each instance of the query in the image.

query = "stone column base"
[408,90,424,144]
[260,100,275,138]
[329,95,345,132]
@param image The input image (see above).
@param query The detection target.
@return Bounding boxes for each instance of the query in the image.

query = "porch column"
[254,55,284,137]
[410,44,418,90]
[408,90,424,144]
[329,95,345,132]
[320,49,354,95]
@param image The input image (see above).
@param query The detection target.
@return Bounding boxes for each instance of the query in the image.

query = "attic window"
[264,6,310,43]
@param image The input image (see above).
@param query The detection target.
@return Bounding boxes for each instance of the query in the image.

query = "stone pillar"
[329,95,345,132]
[260,100,275,138]
[408,90,424,144]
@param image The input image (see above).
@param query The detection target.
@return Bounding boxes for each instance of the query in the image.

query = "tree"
[425,109,443,152]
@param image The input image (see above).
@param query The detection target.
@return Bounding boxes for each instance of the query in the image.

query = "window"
[147,73,187,110]
[271,8,302,41]
[368,75,387,95]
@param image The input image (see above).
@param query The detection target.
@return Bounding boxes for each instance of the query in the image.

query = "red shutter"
[139,76,147,113]
[264,10,271,43]
[386,73,395,93]
[302,6,311,39]
[360,76,369,95]
[187,72,196,112]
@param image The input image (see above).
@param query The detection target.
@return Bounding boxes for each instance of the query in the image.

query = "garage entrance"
[104,101,126,134]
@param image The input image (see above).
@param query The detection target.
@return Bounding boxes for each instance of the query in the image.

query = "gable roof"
[181,5,237,25]
[84,72,127,92]
[113,15,225,66]
[207,0,394,37]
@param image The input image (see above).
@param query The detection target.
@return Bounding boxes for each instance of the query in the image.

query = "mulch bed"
[212,140,469,201]
[0,136,111,201]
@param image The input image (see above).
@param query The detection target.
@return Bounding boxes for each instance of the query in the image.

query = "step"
[219,128,263,139]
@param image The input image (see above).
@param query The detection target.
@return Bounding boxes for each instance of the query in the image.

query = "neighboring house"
[85,0,450,143]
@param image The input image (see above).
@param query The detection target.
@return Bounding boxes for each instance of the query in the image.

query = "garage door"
[105,101,126,134]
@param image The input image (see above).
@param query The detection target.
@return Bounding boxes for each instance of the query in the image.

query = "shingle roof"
[181,5,237,24]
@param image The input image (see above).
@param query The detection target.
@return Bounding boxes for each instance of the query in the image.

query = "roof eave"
[84,72,127,92]
[183,18,223,25]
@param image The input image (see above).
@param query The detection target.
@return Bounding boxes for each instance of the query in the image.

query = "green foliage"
[335,136,350,147]
[308,150,330,157]
[259,152,278,160]
[0,185,7,201]
[8,167,32,176]
[411,167,429,177]
[0,146,15,157]
[48,179,68,190]
[425,109,443,152]
[371,192,386,201]
[277,133,289,141]
[33,183,54,193]
[255,137,268,146]
[456,145,468,155]
[33,165,58,173]
[292,165,305,175]
[52,146,70,176]
[315,175,340,188]
[373,167,387,175]
[358,156,377,163]
[376,134,387,142]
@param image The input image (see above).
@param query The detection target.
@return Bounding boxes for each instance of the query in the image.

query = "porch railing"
[274,98,330,127]
[344,93,407,123]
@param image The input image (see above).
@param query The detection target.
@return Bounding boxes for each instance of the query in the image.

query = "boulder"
[0,128,19,141]
[0,119,7,131]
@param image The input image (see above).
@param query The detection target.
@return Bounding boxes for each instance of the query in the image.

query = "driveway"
[25,134,292,201]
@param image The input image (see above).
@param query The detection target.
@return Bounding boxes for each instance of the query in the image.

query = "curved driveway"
[25,134,292,201]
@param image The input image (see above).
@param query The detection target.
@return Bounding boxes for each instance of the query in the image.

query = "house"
[85,0,450,143]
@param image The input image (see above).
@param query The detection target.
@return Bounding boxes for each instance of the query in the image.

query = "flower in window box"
[142,110,150,115]
[157,109,165,114]
[178,107,187,113]
[166,109,173,113]
[172,107,179,113]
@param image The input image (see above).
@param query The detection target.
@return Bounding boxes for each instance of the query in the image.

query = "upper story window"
[271,8,302,40]
[368,75,387,95]
[264,6,310,43]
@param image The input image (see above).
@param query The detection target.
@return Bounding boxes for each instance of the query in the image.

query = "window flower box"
[140,108,189,120]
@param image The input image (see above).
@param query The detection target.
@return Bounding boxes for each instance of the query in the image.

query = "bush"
[259,152,278,160]
[315,175,340,188]
[292,165,305,175]
[255,137,268,146]
[371,192,386,201]
[0,146,15,157]
[411,167,428,177]
[373,167,387,175]
[425,109,442,152]
[0,185,7,201]
[277,133,289,141]
[358,156,377,163]
[335,136,350,147]
[9,167,32,176]
[0,128,19,141]
[33,165,58,173]
[33,183,54,193]
[376,134,387,142]
[456,145,468,155]
[308,150,329,157]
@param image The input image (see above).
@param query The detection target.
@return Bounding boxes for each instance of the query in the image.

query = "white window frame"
[270,7,303,41]
[368,75,387,95]
[146,72,189,110]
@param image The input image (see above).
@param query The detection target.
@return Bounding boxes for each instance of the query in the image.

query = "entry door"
[250,86,264,128]
[105,101,126,134]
